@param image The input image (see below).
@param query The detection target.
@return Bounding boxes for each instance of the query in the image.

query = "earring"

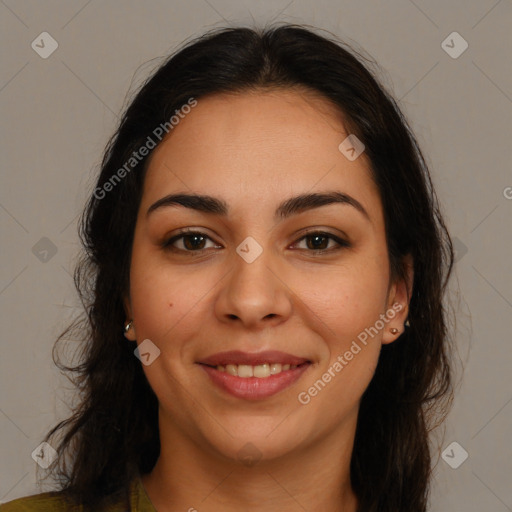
[124,321,133,333]
[405,319,410,327]
[390,327,399,335]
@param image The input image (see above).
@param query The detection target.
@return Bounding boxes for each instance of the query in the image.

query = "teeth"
[216,362,301,378]
[238,365,253,378]
[226,364,238,376]
[253,364,269,378]
[269,363,282,375]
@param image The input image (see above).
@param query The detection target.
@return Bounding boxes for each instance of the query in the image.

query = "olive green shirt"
[0,475,157,511]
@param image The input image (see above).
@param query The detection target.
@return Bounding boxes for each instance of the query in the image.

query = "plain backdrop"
[1,1,511,510]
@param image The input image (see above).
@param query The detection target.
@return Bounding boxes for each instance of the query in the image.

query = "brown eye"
[293,231,350,253]
[163,231,220,253]
[305,234,329,250]
[181,233,207,250]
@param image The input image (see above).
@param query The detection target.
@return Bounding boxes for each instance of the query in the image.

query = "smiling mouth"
[200,361,311,378]
[197,361,312,400]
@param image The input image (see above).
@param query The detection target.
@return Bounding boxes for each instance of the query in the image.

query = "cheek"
[297,270,385,415]
[291,257,388,404]
[300,347,380,425]
[129,251,219,344]
[292,259,389,340]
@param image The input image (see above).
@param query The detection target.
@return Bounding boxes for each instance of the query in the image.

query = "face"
[125,89,411,463]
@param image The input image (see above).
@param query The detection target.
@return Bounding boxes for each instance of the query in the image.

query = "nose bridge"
[215,235,292,327]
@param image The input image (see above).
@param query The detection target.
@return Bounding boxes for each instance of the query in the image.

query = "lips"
[197,350,312,400]
[199,363,311,400]
[198,350,310,367]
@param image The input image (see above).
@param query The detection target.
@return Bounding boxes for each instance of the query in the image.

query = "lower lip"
[199,363,311,400]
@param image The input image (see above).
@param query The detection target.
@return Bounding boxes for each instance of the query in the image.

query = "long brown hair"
[43,24,454,511]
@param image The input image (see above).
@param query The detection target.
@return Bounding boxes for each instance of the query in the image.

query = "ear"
[382,253,414,345]
[123,295,137,341]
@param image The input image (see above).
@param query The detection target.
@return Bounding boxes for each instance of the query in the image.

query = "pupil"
[308,235,327,250]
[185,235,205,250]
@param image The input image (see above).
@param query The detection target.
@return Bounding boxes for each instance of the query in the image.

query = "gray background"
[1,0,511,510]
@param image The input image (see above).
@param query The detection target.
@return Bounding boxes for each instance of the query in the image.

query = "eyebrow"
[147,191,370,221]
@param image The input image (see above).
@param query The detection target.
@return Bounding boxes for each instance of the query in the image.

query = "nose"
[214,243,293,330]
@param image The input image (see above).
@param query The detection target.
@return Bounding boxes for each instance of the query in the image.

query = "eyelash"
[162,229,350,255]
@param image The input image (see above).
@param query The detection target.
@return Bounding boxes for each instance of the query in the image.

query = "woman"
[2,24,454,511]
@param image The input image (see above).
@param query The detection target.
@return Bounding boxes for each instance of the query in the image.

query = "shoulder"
[0,491,81,511]
[1,476,155,512]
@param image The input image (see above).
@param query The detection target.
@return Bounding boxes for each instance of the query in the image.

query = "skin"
[124,89,413,512]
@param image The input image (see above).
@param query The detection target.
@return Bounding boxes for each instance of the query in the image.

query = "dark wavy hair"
[42,23,455,511]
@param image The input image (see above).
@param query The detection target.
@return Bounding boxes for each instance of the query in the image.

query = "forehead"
[141,89,382,224]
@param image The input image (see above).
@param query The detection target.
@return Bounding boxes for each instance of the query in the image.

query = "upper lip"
[198,350,310,367]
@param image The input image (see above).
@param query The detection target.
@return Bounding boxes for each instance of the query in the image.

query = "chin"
[200,418,308,464]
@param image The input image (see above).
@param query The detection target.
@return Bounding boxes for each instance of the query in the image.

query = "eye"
[292,231,350,253]
[162,229,350,255]
[163,230,221,252]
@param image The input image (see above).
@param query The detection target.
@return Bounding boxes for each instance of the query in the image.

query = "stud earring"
[124,321,133,333]
[405,319,410,327]
[390,327,399,335]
